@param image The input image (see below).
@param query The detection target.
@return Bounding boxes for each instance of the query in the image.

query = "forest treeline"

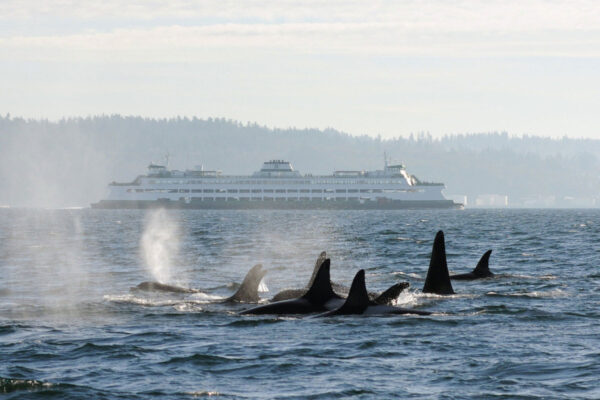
[0,114,598,207]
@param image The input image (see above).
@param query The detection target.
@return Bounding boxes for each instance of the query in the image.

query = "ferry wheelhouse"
[91,160,461,209]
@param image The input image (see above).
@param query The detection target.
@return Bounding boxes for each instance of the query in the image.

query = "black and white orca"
[271,251,409,305]
[240,259,345,315]
[319,270,431,317]
[450,250,494,280]
[132,281,198,294]
[132,264,267,303]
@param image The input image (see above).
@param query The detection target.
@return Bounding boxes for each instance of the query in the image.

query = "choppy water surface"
[1,209,599,399]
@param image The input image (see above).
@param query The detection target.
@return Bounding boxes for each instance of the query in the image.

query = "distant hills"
[1,114,599,208]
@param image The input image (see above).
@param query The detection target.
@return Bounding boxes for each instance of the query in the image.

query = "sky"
[1,0,599,139]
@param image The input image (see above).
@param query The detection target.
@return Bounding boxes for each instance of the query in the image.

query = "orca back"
[374,282,410,305]
[422,231,455,295]
[132,281,196,294]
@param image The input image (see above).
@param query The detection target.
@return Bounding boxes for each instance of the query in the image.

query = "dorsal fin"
[306,251,327,288]
[473,250,493,276]
[422,231,455,295]
[331,270,370,314]
[302,259,336,304]
[226,264,268,303]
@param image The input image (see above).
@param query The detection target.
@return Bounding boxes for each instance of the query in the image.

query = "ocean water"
[1,208,599,399]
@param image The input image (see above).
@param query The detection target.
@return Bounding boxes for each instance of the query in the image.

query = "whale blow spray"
[141,209,181,284]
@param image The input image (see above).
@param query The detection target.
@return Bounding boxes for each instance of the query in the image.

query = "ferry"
[91,159,461,209]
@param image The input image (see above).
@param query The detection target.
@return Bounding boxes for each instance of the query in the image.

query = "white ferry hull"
[91,198,461,210]
[91,159,462,210]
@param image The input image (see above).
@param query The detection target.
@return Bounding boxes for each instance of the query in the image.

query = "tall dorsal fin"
[306,251,327,288]
[331,270,370,315]
[473,250,493,276]
[226,264,268,302]
[422,231,455,295]
[302,259,336,304]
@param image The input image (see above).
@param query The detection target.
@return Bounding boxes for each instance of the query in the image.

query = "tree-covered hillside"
[1,114,598,207]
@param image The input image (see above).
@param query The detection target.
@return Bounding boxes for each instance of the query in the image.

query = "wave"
[0,377,53,393]
[496,273,558,280]
[391,271,423,279]
[485,289,567,299]
[160,353,234,366]
[103,294,206,311]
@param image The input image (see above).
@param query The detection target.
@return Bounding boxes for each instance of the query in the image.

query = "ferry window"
[275,198,286,201]
[287,189,297,193]
[348,197,358,201]
[348,189,358,193]
[264,189,273,193]
[275,189,285,193]
[216,189,226,193]
[136,189,144,193]
[360,189,370,193]
[203,189,214,193]
[252,189,262,193]
[127,189,134,193]
[324,189,334,193]
[372,189,383,193]
[312,189,322,193]
[240,189,250,193]
[169,189,178,193]
[300,189,309,193]
[179,189,189,193]
[240,197,250,201]
[228,189,238,193]
[336,189,346,193]
[192,189,202,193]
[263,197,273,200]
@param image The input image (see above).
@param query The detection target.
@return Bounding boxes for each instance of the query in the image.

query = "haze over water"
[1,208,599,399]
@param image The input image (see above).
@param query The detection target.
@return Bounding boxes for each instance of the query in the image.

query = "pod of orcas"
[132,230,494,317]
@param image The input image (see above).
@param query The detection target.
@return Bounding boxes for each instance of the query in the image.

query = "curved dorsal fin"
[227,264,267,302]
[422,231,455,295]
[473,250,493,276]
[331,270,370,315]
[307,251,327,288]
[302,259,336,305]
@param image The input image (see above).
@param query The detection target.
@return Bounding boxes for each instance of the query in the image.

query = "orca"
[422,231,455,295]
[270,251,328,301]
[131,264,267,303]
[240,259,344,315]
[132,281,198,294]
[271,251,409,305]
[451,250,494,280]
[319,270,431,317]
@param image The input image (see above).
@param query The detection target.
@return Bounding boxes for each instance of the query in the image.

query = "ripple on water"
[2,209,600,399]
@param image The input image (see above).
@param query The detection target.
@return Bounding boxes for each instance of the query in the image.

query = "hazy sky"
[1,0,599,139]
